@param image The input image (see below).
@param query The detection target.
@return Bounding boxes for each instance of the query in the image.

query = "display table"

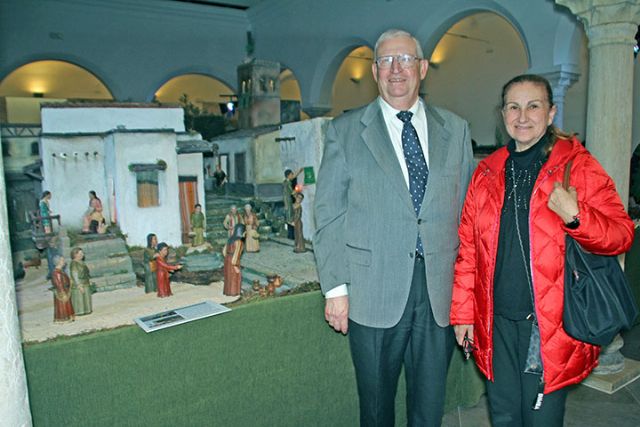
[23,291,484,426]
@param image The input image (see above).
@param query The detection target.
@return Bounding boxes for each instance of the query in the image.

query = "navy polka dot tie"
[397,111,428,256]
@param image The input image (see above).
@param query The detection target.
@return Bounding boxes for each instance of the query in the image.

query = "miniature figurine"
[223,205,243,237]
[51,255,74,323]
[39,191,53,234]
[155,242,182,298]
[69,247,93,316]
[143,233,158,294]
[190,204,206,246]
[212,164,227,192]
[282,168,303,239]
[292,192,306,253]
[222,224,245,297]
[82,191,105,233]
[266,274,283,296]
[243,203,260,252]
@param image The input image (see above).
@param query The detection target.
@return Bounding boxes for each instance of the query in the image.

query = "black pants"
[348,257,455,427]
[487,315,568,427]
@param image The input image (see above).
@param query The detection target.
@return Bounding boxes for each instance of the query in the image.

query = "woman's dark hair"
[228,223,246,245]
[146,233,157,249]
[501,74,573,154]
[157,242,169,253]
[41,190,51,200]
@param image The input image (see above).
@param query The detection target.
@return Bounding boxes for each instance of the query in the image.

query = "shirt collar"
[378,97,422,119]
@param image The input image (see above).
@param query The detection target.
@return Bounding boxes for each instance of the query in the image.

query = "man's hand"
[325,295,349,334]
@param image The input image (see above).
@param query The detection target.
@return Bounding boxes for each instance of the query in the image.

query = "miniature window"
[136,170,159,207]
[31,142,39,156]
[1,142,9,157]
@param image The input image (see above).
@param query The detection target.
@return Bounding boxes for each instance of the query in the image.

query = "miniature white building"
[214,117,330,239]
[40,103,209,246]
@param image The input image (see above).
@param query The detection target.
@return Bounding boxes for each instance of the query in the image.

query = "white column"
[538,70,581,130]
[0,135,32,425]
[557,0,640,378]
[556,0,640,206]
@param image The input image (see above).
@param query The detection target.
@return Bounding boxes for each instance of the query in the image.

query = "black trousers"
[486,315,568,427]
[348,257,455,427]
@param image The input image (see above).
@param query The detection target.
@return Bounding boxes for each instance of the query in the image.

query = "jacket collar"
[359,99,451,215]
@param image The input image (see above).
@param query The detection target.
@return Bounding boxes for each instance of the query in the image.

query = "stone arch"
[279,66,302,101]
[147,67,236,104]
[330,45,377,117]
[153,72,235,115]
[418,3,530,68]
[552,12,583,72]
[419,10,529,146]
[0,57,115,99]
[301,37,372,116]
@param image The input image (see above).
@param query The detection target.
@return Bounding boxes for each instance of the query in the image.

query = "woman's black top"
[493,134,549,320]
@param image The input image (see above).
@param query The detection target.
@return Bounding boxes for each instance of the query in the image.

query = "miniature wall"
[279,118,330,240]
[216,135,255,183]
[0,125,41,174]
[41,106,185,134]
[252,130,282,184]
[40,134,110,230]
[109,131,182,247]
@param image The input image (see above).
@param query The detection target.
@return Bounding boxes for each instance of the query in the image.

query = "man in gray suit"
[314,29,474,426]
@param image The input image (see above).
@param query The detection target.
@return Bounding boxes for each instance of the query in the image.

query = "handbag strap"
[563,159,573,190]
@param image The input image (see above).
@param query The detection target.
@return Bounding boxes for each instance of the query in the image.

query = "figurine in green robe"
[144,233,158,293]
[190,204,206,246]
[69,247,93,316]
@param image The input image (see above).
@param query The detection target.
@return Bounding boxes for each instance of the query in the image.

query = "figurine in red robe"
[223,224,245,297]
[51,255,75,323]
[155,242,182,298]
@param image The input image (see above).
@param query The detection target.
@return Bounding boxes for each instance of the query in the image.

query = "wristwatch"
[565,213,580,229]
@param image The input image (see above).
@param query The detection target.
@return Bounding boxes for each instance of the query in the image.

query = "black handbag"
[562,160,639,346]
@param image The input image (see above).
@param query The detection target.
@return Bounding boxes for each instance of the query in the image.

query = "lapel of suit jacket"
[420,104,452,214]
[360,101,414,212]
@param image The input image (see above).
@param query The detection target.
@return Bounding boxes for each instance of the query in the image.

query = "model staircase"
[204,196,248,245]
[71,234,137,292]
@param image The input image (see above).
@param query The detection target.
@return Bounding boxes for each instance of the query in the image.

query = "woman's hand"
[547,182,579,223]
[453,324,474,346]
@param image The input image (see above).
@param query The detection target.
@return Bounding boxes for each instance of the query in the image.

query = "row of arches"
[1,12,554,146]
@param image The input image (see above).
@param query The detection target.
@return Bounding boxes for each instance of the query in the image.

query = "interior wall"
[424,13,528,147]
[330,46,378,117]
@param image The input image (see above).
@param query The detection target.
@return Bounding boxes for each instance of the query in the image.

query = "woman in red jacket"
[450,74,634,426]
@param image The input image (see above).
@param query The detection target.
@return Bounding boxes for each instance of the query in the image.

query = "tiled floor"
[442,324,640,426]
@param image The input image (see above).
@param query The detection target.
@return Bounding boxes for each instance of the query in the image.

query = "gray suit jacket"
[313,99,474,328]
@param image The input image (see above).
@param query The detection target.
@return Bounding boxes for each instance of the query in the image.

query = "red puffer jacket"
[450,137,635,393]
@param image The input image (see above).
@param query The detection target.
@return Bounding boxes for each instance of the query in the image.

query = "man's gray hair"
[374,29,424,59]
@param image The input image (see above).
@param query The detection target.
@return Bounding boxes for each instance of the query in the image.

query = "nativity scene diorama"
[8,59,325,343]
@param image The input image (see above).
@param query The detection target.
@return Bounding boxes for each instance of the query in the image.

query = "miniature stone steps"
[72,235,137,292]
[204,196,248,244]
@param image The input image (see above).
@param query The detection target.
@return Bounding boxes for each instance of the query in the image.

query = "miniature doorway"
[178,176,198,244]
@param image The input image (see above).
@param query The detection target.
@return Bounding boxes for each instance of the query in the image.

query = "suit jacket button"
[417,219,422,224]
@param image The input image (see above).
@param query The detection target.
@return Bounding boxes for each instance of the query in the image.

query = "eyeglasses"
[502,101,550,117]
[375,54,421,69]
